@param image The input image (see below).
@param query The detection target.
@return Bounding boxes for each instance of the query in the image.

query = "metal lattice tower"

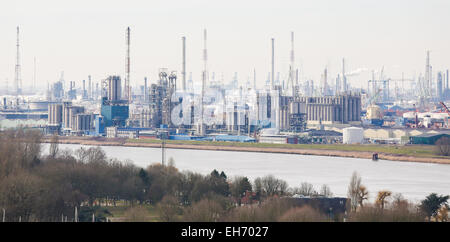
[14,26,22,95]
[124,27,131,103]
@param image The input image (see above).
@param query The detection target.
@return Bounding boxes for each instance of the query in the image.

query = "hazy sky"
[1,0,449,91]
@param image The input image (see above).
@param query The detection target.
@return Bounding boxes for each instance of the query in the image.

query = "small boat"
[372,153,379,161]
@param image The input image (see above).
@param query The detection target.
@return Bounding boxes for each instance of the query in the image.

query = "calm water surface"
[43,143,450,202]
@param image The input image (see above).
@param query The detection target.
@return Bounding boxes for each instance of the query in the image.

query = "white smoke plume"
[346,67,369,77]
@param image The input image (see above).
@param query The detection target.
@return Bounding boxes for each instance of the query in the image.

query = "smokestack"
[144,77,148,102]
[125,27,131,103]
[203,29,208,85]
[182,36,186,91]
[445,69,448,89]
[290,32,295,97]
[83,79,86,99]
[253,68,256,90]
[88,75,92,99]
[271,38,275,90]
[342,58,347,93]
[323,68,328,96]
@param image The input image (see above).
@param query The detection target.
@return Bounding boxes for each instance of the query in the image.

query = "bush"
[122,206,151,222]
[182,198,225,222]
[347,204,424,222]
[157,195,182,222]
[278,206,327,222]
[435,137,450,156]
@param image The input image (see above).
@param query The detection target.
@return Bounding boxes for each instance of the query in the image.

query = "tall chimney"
[182,36,186,91]
[271,38,275,90]
[144,77,148,102]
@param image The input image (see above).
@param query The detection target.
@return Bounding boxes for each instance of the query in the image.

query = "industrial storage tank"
[343,127,364,144]
[29,101,53,111]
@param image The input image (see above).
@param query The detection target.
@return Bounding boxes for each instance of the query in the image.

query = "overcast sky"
[1,0,449,91]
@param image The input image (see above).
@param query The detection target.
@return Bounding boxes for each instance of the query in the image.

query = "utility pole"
[74,206,78,222]
[161,132,166,166]
[2,208,5,222]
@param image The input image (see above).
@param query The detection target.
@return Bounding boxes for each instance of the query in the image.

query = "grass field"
[126,138,448,159]
[107,204,160,222]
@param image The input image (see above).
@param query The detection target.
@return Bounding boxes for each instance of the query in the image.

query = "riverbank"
[41,136,450,165]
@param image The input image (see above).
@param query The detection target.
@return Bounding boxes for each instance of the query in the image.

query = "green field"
[107,204,160,222]
[126,138,449,159]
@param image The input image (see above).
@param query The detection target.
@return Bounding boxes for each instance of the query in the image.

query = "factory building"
[294,94,361,126]
[62,102,85,130]
[73,114,93,132]
[101,76,129,127]
[149,70,177,128]
[48,103,63,126]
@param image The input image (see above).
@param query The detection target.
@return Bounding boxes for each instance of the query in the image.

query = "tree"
[208,170,230,197]
[357,186,369,208]
[347,171,362,211]
[49,134,59,159]
[419,193,449,221]
[295,182,316,196]
[436,206,448,222]
[157,195,182,222]
[278,206,326,222]
[435,137,450,156]
[122,206,150,222]
[319,184,333,197]
[230,177,252,205]
[182,198,224,222]
[375,190,392,210]
[257,175,288,197]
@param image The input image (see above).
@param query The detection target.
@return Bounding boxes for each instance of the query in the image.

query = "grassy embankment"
[126,138,448,159]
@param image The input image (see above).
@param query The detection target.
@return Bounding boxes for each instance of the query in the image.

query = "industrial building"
[34,27,450,148]
[100,76,129,127]
[293,94,361,126]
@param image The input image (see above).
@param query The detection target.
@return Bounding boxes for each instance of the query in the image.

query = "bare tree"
[376,190,392,210]
[157,195,181,222]
[49,134,59,159]
[357,186,369,208]
[122,206,150,222]
[257,175,288,197]
[182,198,224,222]
[347,171,362,211]
[319,184,333,197]
[294,182,316,196]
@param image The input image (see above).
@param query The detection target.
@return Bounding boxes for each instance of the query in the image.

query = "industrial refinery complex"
[2,26,450,147]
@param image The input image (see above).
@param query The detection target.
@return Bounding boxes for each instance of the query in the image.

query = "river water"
[43,143,450,203]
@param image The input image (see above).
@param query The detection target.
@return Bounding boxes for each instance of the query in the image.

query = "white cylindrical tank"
[343,127,364,144]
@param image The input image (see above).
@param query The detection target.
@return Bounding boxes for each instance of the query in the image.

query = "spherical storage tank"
[343,127,364,144]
